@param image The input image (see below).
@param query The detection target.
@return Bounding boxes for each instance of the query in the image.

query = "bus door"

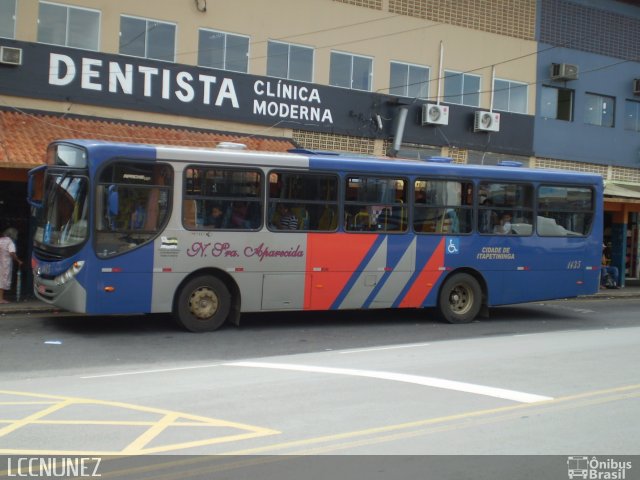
[93,243,155,314]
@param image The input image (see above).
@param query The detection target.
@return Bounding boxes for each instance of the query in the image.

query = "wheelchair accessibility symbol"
[446,238,460,254]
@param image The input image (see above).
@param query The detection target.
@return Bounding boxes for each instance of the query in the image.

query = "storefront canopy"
[604,181,640,200]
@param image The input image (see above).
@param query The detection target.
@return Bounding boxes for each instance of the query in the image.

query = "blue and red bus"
[28,140,603,331]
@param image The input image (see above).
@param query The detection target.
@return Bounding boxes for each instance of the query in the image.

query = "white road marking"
[81,363,224,379]
[339,342,431,354]
[225,361,552,404]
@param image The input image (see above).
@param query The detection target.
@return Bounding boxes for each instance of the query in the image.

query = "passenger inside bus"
[230,202,250,229]
[272,203,299,230]
[479,198,498,233]
[206,203,225,228]
[130,199,147,229]
[493,212,513,234]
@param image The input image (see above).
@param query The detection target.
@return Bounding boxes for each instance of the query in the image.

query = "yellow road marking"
[0,390,279,456]
[287,390,640,456]
[224,382,640,455]
[1,383,638,464]
[123,412,180,453]
[0,398,73,438]
[0,419,239,427]
[82,383,640,480]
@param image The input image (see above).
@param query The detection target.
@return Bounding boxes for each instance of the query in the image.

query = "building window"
[37,1,100,51]
[389,62,429,98]
[120,15,175,62]
[493,79,527,114]
[198,29,248,72]
[329,51,372,91]
[444,70,480,106]
[267,41,314,82]
[584,93,615,128]
[0,0,16,39]
[540,85,573,121]
[624,100,640,132]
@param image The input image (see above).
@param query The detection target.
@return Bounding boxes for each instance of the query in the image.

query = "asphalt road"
[0,298,638,467]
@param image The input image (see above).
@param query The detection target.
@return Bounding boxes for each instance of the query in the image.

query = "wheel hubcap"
[189,286,219,320]
[449,285,472,314]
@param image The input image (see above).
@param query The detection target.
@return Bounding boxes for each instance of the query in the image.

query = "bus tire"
[438,273,481,324]
[176,275,231,332]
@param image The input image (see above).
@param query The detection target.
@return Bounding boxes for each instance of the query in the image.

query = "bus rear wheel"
[438,273,481,324]
[176,275,231,332]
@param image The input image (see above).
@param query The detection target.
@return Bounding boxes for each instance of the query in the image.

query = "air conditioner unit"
[0,46,22,65]
[474,111,500,133]
[421,104,449,126]
[633,79,640,96]
[550,62,578,81]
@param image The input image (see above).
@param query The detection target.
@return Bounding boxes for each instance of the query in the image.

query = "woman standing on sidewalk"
[0,228,23,304]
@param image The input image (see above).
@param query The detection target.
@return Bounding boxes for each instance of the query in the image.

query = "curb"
[0,307,62,315]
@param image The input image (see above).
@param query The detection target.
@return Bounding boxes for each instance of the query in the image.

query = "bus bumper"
[33,275,87,313]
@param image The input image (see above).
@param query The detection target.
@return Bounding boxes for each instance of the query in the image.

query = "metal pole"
[16,268,21,302]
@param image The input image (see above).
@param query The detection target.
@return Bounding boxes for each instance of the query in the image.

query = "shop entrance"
[604,207,640,284]
[0,181,31,301]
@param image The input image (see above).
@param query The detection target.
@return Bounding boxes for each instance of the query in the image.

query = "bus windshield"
[34,173,89,249]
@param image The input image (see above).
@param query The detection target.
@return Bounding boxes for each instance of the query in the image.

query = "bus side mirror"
[27,165,46,208]
[108,185,119,216]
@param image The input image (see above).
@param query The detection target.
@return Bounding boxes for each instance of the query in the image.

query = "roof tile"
[0,110,296,169]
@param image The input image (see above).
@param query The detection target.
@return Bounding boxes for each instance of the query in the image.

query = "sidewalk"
[2,281,640,316]
[0,298,63,315]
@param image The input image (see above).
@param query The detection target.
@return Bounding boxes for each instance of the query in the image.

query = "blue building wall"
[534,46,640,168]
[534,0,640,169]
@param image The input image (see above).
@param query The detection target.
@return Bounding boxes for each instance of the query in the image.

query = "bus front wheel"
[438,273,481,324]
[176,275,231,332]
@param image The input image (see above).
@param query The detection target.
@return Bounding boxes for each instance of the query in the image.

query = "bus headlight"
[54,261,85,286]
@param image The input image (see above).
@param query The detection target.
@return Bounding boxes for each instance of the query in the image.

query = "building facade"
[0,0,639,296]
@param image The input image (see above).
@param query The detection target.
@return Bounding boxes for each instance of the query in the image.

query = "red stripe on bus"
[399,238,445,308]
[305,233,378,310]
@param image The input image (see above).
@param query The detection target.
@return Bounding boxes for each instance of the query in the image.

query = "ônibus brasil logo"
[567,456,632,479]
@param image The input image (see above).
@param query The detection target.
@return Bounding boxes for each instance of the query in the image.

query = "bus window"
[414,180,473,234]
[96,162,173,257]
[478,182,533,235]
[537,185,593,236]
[268,171,338,231]
[183,167,262,230]
[344,176,407,232]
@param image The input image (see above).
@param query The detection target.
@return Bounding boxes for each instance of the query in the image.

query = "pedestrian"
[601,243,620,289]
[0,228,23,304]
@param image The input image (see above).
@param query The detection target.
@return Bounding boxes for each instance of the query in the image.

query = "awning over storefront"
[0,109,296,172]
[604,181,640,200]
